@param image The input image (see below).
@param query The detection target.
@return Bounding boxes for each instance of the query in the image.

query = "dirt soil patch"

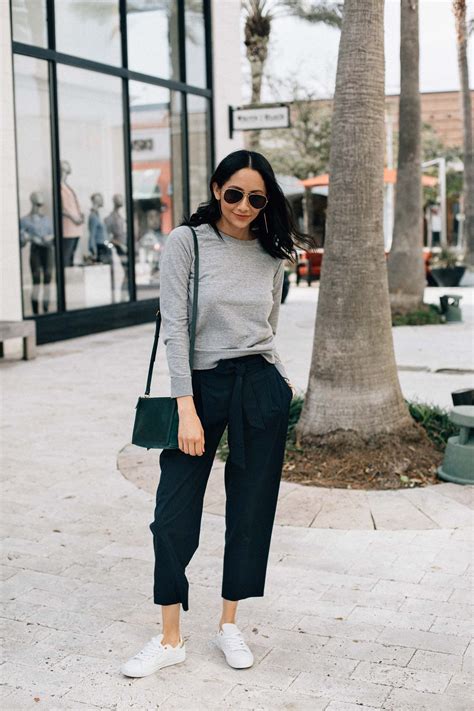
[283,422,444,490]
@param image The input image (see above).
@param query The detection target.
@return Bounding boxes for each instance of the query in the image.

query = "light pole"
[422,157,447,247]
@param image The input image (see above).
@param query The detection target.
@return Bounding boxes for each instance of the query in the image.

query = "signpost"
[229,103,290,139]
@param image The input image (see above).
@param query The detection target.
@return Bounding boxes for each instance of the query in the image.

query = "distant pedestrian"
[121,150,315,678]
[429,204,442,247]
[452,201,460,244]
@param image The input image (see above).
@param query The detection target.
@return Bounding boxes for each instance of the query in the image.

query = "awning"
[300,168,438,188]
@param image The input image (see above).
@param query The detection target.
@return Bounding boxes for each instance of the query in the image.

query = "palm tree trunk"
[296,0,411,441]
[244,1,272,151]
[387,0,425,311]
[453,0,474,265]
[247,53,265,150]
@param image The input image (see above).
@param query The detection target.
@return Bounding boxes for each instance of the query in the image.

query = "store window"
[57,64,129,309]
[130,82,183,300]
[11,0,213,339]
[13,55,58,316]
[55,0,121,66]
[170,92,184,228]
[187,94,210,212]
[126,0,180,81]
[11,0,48,47]
[185,0,207,88]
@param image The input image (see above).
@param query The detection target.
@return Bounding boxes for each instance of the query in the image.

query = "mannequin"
[139,206,166,281]
[61,160,84,266]
[19,191,54,315]
[105,194,126,251]
[105,194,129,299]
[88,192,109,262]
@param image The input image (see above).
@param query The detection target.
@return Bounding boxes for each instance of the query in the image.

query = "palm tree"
[243,0,272,150]
[295,0,412,442]
[243,0,342,150]
[387,0,425,313]
[453,0,474,266]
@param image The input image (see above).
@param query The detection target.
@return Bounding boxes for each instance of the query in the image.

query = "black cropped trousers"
[149,354,292,612]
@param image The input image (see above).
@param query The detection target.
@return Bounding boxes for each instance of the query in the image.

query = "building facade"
[1,0,243,345]
[299,91,473,150]
[385,90,474,150]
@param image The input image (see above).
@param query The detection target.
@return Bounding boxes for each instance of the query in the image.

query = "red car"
[295,249,323,285]
[296,248,434,285]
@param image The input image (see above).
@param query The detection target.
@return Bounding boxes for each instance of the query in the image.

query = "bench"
[0,320,37,360]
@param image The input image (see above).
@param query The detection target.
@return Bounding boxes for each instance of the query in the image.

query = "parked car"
[295,249,323,285]
[295,247,436,286]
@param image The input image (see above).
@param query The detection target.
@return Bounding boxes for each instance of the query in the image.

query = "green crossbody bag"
[132,227,199,450]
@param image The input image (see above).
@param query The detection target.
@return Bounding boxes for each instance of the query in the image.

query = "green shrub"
[406,399,459,450]
[286,394,304,442]
[392,303,442,326]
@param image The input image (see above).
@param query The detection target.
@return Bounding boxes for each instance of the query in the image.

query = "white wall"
[211,0,244,163]
[0,2,22,322]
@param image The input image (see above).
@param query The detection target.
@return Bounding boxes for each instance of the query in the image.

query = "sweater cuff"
[170,376,194,398]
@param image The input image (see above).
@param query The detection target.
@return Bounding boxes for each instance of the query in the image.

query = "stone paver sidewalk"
[1,284,473,709]
[119,445,474,530]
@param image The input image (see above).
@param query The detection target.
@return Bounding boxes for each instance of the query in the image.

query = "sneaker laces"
[134,636,168,660]
[224,631,249,653]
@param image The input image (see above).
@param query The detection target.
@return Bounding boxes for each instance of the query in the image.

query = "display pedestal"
[65,264,112,309]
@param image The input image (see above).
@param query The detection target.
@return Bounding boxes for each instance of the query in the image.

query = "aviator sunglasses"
[223,187,268,211]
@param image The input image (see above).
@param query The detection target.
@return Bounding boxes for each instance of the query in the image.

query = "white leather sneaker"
[120,633,186,677]
[213,623,254,669]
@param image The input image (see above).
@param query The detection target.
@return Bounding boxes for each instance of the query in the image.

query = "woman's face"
[213,168,267,233]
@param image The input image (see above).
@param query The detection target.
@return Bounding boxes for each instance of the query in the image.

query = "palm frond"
[276,0,343,28]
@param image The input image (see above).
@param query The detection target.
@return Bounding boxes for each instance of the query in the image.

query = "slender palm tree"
[243,0,273,150]
[453,0,474,265]
[296,0,412,441]
[243,0,342,150]
[387,0,425,312]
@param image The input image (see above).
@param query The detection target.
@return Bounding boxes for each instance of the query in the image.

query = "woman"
[121,150,314,677]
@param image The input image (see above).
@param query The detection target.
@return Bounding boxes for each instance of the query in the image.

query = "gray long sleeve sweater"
[159,222,289,397]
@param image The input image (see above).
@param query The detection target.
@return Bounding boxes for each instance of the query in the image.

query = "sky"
[242,0,474,102]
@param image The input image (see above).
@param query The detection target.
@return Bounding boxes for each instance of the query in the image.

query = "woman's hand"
[176,396,205,456]
[284,378,296,399]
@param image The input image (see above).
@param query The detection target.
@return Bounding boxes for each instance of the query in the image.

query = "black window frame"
[10,0,214,344]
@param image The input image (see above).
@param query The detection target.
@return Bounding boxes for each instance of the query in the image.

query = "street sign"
[229,104,290,138]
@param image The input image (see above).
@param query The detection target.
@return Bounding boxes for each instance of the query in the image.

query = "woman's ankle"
[161,633,182,647]
[219,619,236,630]
[220,598,238,630]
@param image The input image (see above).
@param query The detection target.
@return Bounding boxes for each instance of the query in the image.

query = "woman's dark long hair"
[182,150,317,262]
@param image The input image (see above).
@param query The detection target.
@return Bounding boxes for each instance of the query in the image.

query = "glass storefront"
[187,94,211,212]
[129,82,183,300]
[14,54,57,316]
[185,0,207,88]
[10,0,213,342]
[55,0,121,66]
[57,64,128,309]
[11,0,48,48]
[126,1,180,81]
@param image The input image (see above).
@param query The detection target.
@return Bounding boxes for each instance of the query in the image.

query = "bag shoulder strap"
[144,226,199,396]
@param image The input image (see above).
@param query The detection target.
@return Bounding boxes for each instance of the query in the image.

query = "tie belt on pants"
[201,354,271,471]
